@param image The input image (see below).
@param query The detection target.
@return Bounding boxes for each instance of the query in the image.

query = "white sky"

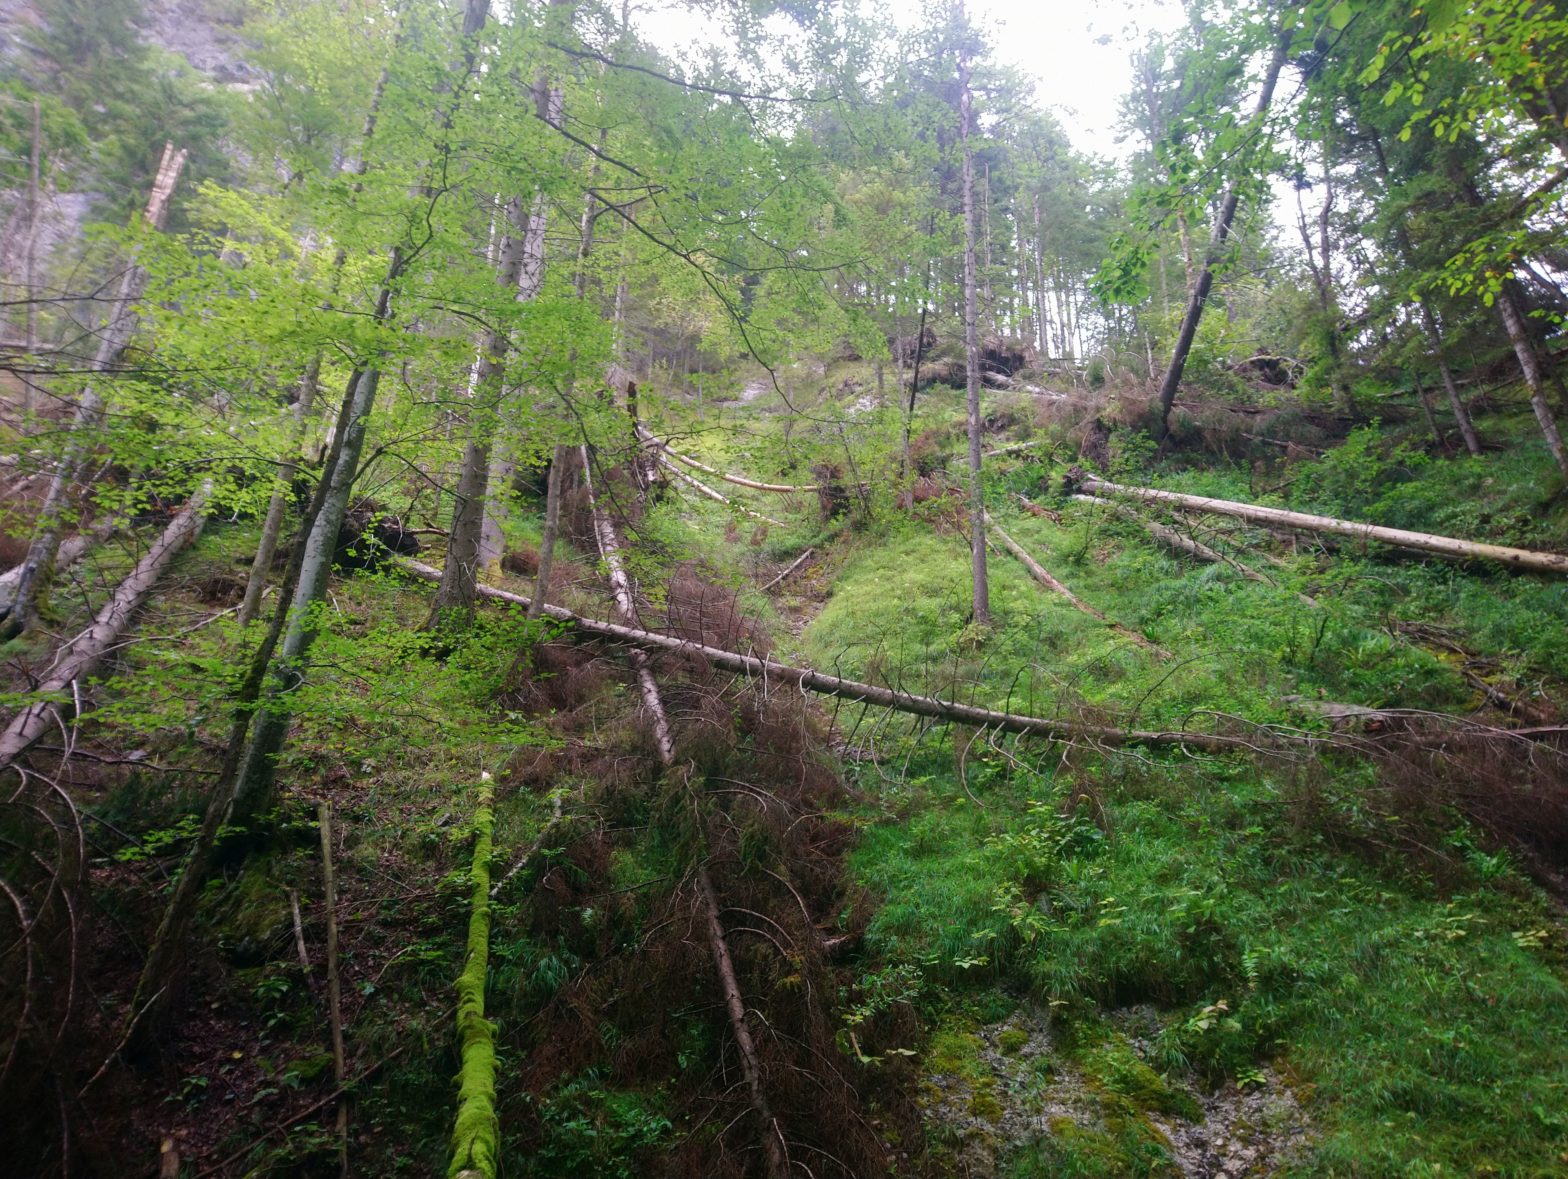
[634,0,1190,161]
[971,0,1187,158]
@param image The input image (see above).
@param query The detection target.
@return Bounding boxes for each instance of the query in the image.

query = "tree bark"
[1076,475,1568,573]
[957,4,990,626]
[985,511,1164,653]
[239,353,322,626]
[1494,280,1568,478]
[1153,26,1291,439]
[0,483,210,772]
[447,774,499,1179]
[400,558,1312,753]
[2,142,189,640]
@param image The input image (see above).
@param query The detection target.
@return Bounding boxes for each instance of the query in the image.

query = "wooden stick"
[984,511,1166,656]
[1076,474,1568,575]
[757,548,814,592]
[318,802,348,1177]
[399,559,1306,754]
[640,428,818,493]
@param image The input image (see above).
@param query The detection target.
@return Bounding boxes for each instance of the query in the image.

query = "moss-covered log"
[448,773,499,1179]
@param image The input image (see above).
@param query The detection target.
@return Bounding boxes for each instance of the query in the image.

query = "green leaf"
[1329,2,1353,31]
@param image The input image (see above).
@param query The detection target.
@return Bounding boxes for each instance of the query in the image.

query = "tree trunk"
[399,558,1321,754]
[957,6,990,626]
[985,511,1163,653]
[0,483,210,772]
[527,444,568,621]
[1494,280,1568,478]
[436,189,541,619]
[2,143,189,640]
[447,775,499,1179]
[239,353,322,626]
[1153,26,1290,439]
[1076,475,1568,573]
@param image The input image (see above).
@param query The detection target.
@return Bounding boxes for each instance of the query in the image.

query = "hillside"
[3,1,1568,1177]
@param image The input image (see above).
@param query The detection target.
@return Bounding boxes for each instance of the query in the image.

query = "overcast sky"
[970,0,1187,158]
[635,0,1190,161]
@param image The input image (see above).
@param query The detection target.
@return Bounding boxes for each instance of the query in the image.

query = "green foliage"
[527,1075,671,1179]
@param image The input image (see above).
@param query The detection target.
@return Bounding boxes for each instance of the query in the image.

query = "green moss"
[997,1029,1031,1056]
[1079,1038,1200,1120]
[447,777,499,1179]
[1009,1115,1175,1178]
[968,1089,1005,1123]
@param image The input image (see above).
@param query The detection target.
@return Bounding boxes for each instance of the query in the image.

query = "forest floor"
[6,363,1568,1177]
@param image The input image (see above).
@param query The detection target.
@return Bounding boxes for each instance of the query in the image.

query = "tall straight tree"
[955,0,989,626]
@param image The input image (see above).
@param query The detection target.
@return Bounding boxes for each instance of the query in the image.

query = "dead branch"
[1074,473,1568,574]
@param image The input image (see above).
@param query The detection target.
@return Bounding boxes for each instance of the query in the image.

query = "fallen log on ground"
[579,455,789,1179]
[1072,473,1568,575]
[758,547,814,592]
[1068,493,1321,607]
[447,773,499,1179]
[400,559,1310,754]
[0,521,115,618]
[656,454,788,529]
[639,429,818,493]
[0,484,210,772]
[983,510,1166,656]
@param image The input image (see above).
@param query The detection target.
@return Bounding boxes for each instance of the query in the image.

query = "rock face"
[919,1007,1311,1177]
[141,0,256,85]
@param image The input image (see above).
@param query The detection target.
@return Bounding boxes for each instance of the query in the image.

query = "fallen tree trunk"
[1074,475,1568,575]
[0,484,210,773]
[577,457,788,1179]
[758,548,814,593]
[0,522,114,616]
[657,455,787,529]
[1068,494,1305,602]
[983,510,1164,656]
[640,429,818,493]
[400,559,1306,754]
[447,773,499,1179]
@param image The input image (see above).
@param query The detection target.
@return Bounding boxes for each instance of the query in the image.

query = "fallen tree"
[0,484,211,773]
[656,454,788,529]
[1070,473,1568,575]
[983,510,1165,656]
[639,428,818,493]
[1066,494,1311,604]
[577,452,790,1179]
[400,559,1312,754]
[448,773,499,1179]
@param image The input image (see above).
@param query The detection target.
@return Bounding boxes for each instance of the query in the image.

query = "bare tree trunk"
[957,5,990,626]
[239,354,322,626]
[1495,281,1568,477]
[527,445,568,621]
[1076,474,1568,573]
[399,558,1318,754]
[21,99,40,422]
[1,143,189,640]
[434,192,536,618]
[0,484,210,772]
[1154,26,1291,439]
[986,512,1163,653]
[1421,304,1482,455]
